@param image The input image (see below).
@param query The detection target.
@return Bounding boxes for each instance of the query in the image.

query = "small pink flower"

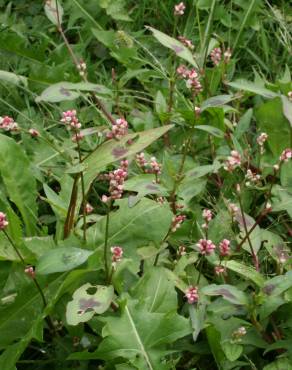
[185,286,199,304]
[61,110,81,130]
[101,195,109,203]
[0,212,8,230]
[0,116,18,131]
[228,202,239,216]
[219,239,231,257]
[136,152,148,170]
[120,159,129,172]
[224,47,232,64]
[102,167,128,202]
[178,36,194,50]
[197,239,216,255]
[178,245,186,256]
[176,64,189,78]
[111,246,123,264]
[106,118,128,140]
[25,266,35,279]
[280,148,292,162]
[85,203,94,214]
[174,2,185,16]
[77,59,87,77]
[29,128,40,137]
[224,150,241,172]
[171,214,186,232]
[147,156,162,175]
[214,265,226,275]
[202,209,212,222]
[194,106,201,117]
[210,47,222,66]
[257,132,268,146]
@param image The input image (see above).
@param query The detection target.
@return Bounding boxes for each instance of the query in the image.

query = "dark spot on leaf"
[112,146,128,158]
[62,253,73,264]
[86,286,97,295]
[79,298,100,312]
[146,184,159,190]
[216,288,236,300]
[60,87,71,96]
[172,44,184,54]
[263,284,275,295]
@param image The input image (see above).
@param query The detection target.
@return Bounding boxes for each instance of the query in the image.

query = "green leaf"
[70,298,191,369]
[226,260,265,287]
[35,82,111,102]
[255,98,290,157]
[44,0,63,26]
[36,247,94,275]
[146,26,198,68]
[235,212,262,255]
[83,125,173,193]
[228,79,278,98]
[234,108,253,139]
[189,303,206,342]
[263,357,292,370]
[185,161,222,179]
[262,271,292,297]
[281,95,292,127]
[0,134,38,235]
[202,284,249,305]
[194,125,225,138]
[0,70,27,86]
[201,95,235,111]
[89,198,172,258]
[221,341,243,362]
[66,283,114,325]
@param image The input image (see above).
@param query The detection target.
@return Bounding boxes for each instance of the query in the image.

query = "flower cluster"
[185,286,199,304]
[0,116,18,131]
[102,162,128,202]
[77,59,87,77]
[257,132,268,154]
[60,110,83,142]
[176,66,203,94]
[245,169,261,186]
[178,36,194,50]
[202,209,212,229]
[197,239,216,255]
[24,266,35,279]
[210,47,222,66]
[280,148,292,162]
[171,214,186,232]
[0,212,8,230]
[219,239,231,257]
[106,118,128,140]
[111,246,123,265]
[174,2,185,16]
[136,153,162,176]
[228,202,239,216]
[232,327,247,342]
[214,265,226,275]
[224,150,241,172]
[29,128,40,138]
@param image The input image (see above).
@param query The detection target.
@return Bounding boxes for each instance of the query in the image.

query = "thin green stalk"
[104,207,111,280]
[233,0,257,51]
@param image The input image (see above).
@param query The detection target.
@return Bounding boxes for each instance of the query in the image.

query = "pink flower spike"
[106,118,128,140]
[214,265,226,275]
[61,110,81,130]
[178,36,194,50]
[0,116,18,131]
[171,214,186,232]
[25,266,35,279]
[280,148,292,162]
[185,286,199,304]
[196,239,216,255]
[210,47,222,66]
[72,132,84,142]
[111,246,123,264]
[224,150,241,172]
[219,239,231,257]
[0,212,8,230]
[174,2,186,16]
[202,209,212,222]
[85,203,94,214]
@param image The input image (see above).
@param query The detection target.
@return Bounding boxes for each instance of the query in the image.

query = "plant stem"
[237,192,259,271]
[104,205,111,280]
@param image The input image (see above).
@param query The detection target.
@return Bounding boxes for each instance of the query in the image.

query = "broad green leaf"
[36,82,111,102]
[185,161,222,179]
[146,26,198,68]
[281,95,292,127]
[262,271,292,297]
[234,108,253,139]
[194,125,225,138]
[271,185,292,218]
[201,95,235,111]
[228,79,278,98]
[189,303,206,342]
[202,284,249,305]
[221,341,243,362]
[155,91,168,117]
[83,125,173,193]
[89,198,172,257]
[36,247,94,275]
[236,212,262,255]
[281,161,292,191]
[0,134,38,235]
[66,283,114,325]
[226,260,265,287]
[255,98,290,157]
[0,70,27,86]
[70,298,191,369]
[44,0,63,26]
[263,357,292,370]
[131,267,177,313]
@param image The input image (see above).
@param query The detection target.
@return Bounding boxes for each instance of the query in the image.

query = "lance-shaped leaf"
[0,70,27,86]
[36,247,94,275]
[0,134,38,235]
[228,79,278,98]
[202,284,249,306]
[66,284,114,325]
[146,26,198,68]
[226,260,265,287]
[69,298,191,369]
[83,125,173,193]
[44,0,63,26]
